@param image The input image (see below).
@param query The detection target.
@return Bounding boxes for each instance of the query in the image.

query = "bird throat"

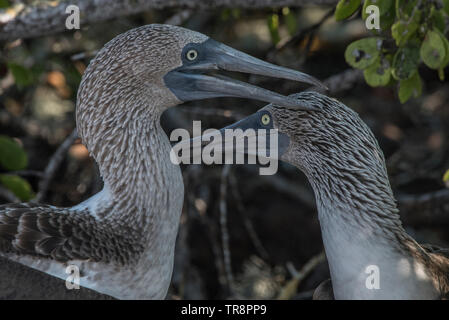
[307,168,439,299]
[77,93,183,229]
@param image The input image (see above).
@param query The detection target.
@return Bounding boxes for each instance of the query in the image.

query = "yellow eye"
[261,114,271,125]
[186,49,198,61]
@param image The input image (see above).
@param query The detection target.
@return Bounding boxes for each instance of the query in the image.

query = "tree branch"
[219,164,234,295]
[0,0,338,41]
[35,128,78,203]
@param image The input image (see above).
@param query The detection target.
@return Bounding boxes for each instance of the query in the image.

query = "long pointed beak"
[172,111,290,165]
[211,41,325,89]
[164,39,325,111]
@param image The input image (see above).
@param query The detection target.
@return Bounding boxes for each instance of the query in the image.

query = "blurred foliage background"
[0,0,449,299]
[337,0,449,103]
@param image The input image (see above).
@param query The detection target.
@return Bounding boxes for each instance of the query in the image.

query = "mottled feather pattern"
[0,203,143,264]
[0,24,206,299]
[264,92,449,299]
[267,92,403,235]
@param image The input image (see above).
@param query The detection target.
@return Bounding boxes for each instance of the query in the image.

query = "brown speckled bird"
[190,91,449,299]
[0,24,324,299]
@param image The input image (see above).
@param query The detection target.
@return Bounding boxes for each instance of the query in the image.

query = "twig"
[229,172,270,260]
[9,170,45,178]
[312,69,364,95]
[184,165,228,291]
[0,0,338,41]
[277,251,326,300]
[287,251,325,280]
[71,50,99,61]
[267,8,334,61]
[0,185,20,203]
[243,166,316,208]
[219,164,234,294]
[165,9,193,26]
[35,128,78,203]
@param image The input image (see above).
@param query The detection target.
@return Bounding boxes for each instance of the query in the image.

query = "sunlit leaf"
[335,0,361,21]
[398,71,422,103]
[392,45,420,80]
[0,135,28,171]
[391,15,419,47]
[364,56,392,87]
[267,14,281,45]
[443,169,449,188]
[345,37,382,69]
[436,30,449,80]
[420,30,447,69]
[283,7,297,36]
[0,174,34,201]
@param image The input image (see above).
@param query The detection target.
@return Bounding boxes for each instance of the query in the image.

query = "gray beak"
[164,39,325,110]
[172,111,290,165]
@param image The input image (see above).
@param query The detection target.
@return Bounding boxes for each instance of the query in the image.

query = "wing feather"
[0,203,143,264]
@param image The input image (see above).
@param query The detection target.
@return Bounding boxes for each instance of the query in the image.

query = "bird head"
[77,24,325,118]
[186,91,386,178]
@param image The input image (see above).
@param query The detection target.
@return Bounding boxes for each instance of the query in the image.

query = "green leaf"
[362,0,394,19]
[391,16,419,47]
[363,56,392,87]
[345,37,382,69]
[282,7,297,36]
[443,168,449,184]
[335,0,361,21]
[0,0,10,9]
[378,4,396,31]
[0,174,34,201]
[443,0,449,15]
[392,45,420,80]
[0,135,28,171]
[420,30,447,69]
[431,7,445,33]
[7,63,34,88]
[436,29,449,80]
[267,14,281,45]
[398,71,422,103]
[396,0,418,20]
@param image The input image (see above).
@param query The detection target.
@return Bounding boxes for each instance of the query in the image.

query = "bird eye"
[186,49,198,61]
[261,114,271,125]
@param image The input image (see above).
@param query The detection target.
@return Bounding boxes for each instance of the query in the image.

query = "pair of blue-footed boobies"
[1,24,448,299]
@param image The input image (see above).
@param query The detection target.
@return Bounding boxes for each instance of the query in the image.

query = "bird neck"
[76,90,183,228]
[305,159,439,299]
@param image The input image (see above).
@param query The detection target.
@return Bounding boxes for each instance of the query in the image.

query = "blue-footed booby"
[0,24,324,299]
[188,92,449,299]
